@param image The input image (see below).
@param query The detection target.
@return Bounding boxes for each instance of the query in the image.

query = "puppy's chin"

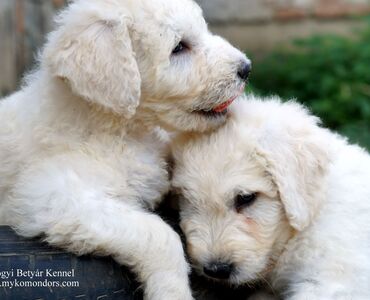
[227,269,266,286]
[155,94,242,132]
[156,108,229,133]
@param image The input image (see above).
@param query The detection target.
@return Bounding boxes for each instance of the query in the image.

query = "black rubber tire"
[0,226,142,300]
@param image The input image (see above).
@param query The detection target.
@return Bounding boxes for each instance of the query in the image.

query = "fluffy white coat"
[172,95,370,300]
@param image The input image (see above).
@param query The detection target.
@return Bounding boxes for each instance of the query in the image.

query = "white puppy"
[0,0,250,299]
[172,96,370,299]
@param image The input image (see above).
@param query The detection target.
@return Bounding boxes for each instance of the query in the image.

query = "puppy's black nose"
[203,262,234,280]
[237,61,252,81]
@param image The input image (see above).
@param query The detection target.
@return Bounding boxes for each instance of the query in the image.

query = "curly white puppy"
[172,96,370,299]
[0,0,250,299]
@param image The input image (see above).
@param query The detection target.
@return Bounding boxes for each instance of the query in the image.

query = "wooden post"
[0,0,17,97]
[15,0,26,83]
[0,0,67,97]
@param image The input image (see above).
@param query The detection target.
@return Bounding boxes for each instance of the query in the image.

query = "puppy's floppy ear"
[44,3,140,118]
[255,102,331,231]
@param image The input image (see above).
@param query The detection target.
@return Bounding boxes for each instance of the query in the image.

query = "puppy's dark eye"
[172,41,187,55]
[234,193,257,212]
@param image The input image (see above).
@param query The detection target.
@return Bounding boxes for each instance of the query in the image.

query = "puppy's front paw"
[144,272,194,300]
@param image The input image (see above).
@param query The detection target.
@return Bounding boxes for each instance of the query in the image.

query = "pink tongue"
[213,99,234,113]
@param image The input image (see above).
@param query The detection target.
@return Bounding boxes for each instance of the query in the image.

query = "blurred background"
[1,0,370,149]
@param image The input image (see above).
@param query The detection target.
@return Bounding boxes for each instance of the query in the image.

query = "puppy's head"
[44,0,250,132]
[172,97,331,285]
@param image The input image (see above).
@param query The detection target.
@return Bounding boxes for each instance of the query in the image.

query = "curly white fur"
[172,95,370,300]
[0,0,249,299]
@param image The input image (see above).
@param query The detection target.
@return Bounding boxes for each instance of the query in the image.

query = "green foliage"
[249,22,370,150]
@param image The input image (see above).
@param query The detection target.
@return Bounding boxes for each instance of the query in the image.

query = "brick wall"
[196,0,370,23]
[196,0,370,52]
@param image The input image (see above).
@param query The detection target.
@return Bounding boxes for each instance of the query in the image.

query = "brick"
[275,7,308,20]
[314,3,370,18]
